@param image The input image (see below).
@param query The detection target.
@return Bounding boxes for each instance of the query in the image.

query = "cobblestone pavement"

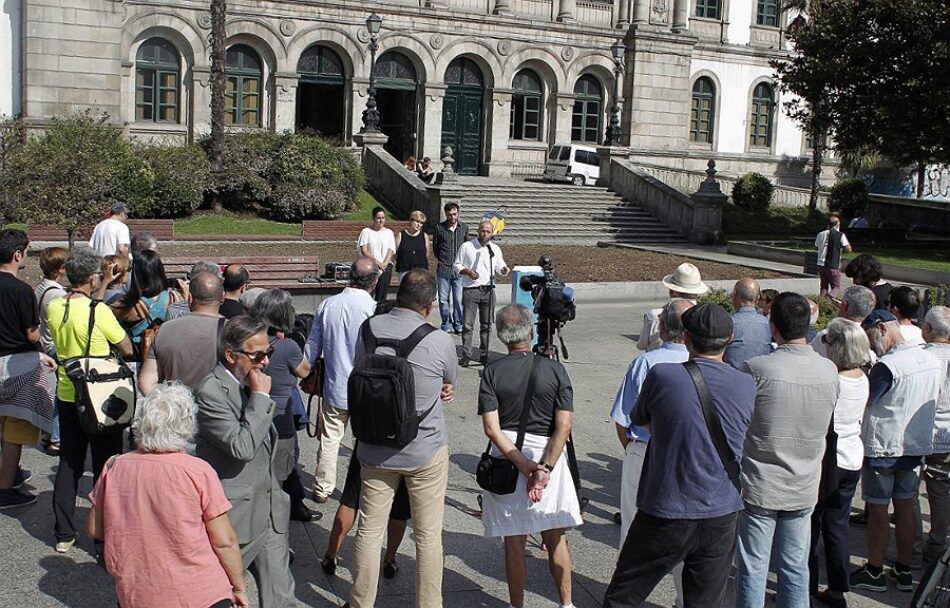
[0,299,922,608]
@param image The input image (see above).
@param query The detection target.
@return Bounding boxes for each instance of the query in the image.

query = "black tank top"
[395,230,429,272]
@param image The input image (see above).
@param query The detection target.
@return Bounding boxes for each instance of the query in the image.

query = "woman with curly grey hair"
[87,383,248,608]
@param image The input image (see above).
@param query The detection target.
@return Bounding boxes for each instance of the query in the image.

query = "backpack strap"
[360,318,378,354]
[683,359,741,493]
[395,324,436,358]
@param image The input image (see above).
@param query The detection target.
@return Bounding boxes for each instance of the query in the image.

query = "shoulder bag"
[683,360,741,493]
[475,356,539,495]
[61,298,136,436]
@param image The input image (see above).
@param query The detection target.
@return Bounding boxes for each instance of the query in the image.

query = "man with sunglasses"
[195,316,296,608]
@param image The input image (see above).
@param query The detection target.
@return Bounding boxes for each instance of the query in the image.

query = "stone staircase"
[455,177,687,245]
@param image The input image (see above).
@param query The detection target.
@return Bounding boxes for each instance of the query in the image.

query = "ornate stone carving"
[357,29,370,43]
[561,46,575,62]
[429,34,444,50]
[197,12,212,30]
[497,40,513,56]
[279,19,296,37]
[651,0,669,24]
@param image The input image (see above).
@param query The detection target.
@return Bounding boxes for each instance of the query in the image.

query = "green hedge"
[698,289,837,331]
[732,172,775,211]
[828,178,868,219]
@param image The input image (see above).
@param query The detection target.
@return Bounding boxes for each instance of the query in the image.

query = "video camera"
[518,255,576,359]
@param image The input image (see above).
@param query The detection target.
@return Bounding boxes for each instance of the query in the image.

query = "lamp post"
[360,13,383,133]
[604,39,625,146]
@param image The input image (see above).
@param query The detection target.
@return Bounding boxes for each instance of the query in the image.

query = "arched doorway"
[441,57,484,175]
[373,52,418,162]
[296,45,346,139]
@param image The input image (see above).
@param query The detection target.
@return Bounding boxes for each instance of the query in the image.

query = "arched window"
[756,0,779,26]
[695,0,721,19]
[373,52,418,89]
[510,70,543,141]
[135,38,180,122]
[572,75,602,143]
[225,44,262,127]
[690,77,716,144]
[749,82,775,148]
[297,45,344,83]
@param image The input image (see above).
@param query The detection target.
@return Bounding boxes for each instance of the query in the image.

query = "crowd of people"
[0,201,949,608]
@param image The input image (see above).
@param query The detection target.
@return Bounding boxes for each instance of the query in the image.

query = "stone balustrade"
[374,0,623,28]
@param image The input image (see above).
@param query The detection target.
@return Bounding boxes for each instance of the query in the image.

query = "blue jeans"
[437,275,463,332]
[735,502,814,608]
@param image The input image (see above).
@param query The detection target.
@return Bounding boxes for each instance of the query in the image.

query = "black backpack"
[348,319,436,448]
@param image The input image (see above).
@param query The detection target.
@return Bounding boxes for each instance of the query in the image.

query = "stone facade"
[5,0,812,184]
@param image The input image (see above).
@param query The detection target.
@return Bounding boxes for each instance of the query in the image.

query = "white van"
[543,143,600,186]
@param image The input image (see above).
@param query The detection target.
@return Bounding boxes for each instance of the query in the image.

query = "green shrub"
[828,178,868,219]
[808,295,839,331]
[731,172,775,211]
[138,145,209,218]
[698,288,735,314]
[723,205,828,238]
[201,130,281,210]
[0,117,25,224]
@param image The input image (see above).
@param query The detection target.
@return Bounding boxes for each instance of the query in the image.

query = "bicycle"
[912,547,950,608]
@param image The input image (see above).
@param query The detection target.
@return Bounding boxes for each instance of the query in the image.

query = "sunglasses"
[236,348,274,363]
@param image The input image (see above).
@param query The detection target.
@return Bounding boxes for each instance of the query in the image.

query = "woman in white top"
[808,318,870,607]
[357,207,396,303]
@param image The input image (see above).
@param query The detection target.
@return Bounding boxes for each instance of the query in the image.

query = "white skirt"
[481,430,583,538]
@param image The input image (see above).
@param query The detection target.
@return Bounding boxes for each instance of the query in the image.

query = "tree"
[208,0,227,209]
[3,113,127,246]
[775,0,950,199]
[0,117,25,224]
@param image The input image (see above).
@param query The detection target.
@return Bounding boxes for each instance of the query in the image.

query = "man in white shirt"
[357,207,397,303]
[454,220,509,366]
[814,215,852,298]
[88,203,131,258]
[305,257,379,502]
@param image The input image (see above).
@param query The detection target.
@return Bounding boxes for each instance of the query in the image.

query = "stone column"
[422,84,446,169]
[274,73,298,132]
[493,0,512,15]
[595,145,630,187]
[617,0,631,27]
[192,66,212,137]
[557,0,576,22]
[689,160,726,244]
[553,93,576,144]
[350,78,370,143]
[672,0,689,32]
[486,88,512,178]
[633,0,649,24]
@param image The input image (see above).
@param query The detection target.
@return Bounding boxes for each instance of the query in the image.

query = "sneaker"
[850,564,886,592]
[0,489,37,509]
[888,566,914,591]
[12,468,31,490]
[55,536,78,553]
[813,589,847,608]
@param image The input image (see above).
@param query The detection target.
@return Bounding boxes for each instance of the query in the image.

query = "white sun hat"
[661,263,709,295]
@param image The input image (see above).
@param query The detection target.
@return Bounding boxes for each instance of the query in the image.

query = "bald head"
[190,271,224,310]
[350,256,380,292]
[659,298,694,343]
[732,278,760,308]
[807,299,819,326]
[223,263,249,295]
[477,221,494,245]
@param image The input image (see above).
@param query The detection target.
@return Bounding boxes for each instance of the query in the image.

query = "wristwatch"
[541,462,554,473]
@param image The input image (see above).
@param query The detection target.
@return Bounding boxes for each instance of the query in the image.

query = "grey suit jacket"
[194,365,289,544]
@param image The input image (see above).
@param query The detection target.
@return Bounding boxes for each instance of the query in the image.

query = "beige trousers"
[349,446,449,608]
[313,404,349,498]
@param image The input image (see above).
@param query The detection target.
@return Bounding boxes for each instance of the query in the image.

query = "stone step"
[493,225,680,236]
[462,208,656,219]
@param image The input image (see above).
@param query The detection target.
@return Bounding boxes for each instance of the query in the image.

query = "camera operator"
[455,221,509,367]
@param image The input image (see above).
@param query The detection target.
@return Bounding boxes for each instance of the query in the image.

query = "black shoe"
[12,468,31,490]
[0,489,37,510]
[887,565,914,591]
[479,355,489,366]
[290,503,317,522]
[850,511,868,526]
[850,563,886,592]
[814,589,847,608]
[459,357,470,367]
[383,558,399,579]
[321,556,337,577]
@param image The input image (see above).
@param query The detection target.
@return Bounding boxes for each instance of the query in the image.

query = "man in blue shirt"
[603,303,756,608]
[724,278,772,370]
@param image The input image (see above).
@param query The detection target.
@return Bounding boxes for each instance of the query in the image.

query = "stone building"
[2,0,812,184]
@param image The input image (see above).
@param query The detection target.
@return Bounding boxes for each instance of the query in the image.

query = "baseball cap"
[681,302,733,340]
[861,309,898,330]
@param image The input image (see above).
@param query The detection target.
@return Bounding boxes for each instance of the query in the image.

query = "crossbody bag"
[683,360,741,493]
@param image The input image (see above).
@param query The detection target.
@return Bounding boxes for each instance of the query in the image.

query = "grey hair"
[110,202,128,216]
[660,298,690,342]
[218,315,267,361]
[733,280,760,304]
[825,318,870,371]
[188,260,222,280]
[132,382,197,453]
[131,231,157,253]
[925,306,950,340]
[65,245,103,287]
[841,285,876,322]
[496,304,534,345]
[251,288,295,334]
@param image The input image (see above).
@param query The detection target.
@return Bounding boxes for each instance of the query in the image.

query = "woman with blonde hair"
[88,382,248,608]
[394,210,432,283]
[97,254,130,303]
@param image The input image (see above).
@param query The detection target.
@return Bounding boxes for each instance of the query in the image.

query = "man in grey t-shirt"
[348,270,458,608]
[137,272,223,395]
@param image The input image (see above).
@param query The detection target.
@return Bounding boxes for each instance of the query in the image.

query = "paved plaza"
[0,292,924,608]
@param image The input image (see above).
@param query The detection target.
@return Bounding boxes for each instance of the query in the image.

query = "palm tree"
[209,0,227,210]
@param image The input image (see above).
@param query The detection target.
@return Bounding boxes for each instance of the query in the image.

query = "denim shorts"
[862,463,921,504]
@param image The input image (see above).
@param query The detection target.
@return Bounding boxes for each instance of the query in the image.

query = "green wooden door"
[441,58,484,176]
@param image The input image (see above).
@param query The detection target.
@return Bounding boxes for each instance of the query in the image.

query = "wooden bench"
[162,256,326,291]
[303,220,411,242]
[29,219,175,242]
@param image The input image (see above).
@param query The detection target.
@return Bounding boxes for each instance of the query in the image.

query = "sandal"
[383,558,399,579]
[321,555,337,577]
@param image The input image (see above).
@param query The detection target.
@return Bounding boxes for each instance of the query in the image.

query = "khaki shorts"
[0,416,40,446]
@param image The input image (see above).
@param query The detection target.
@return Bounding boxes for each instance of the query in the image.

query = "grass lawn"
[723,204,828,241]
[343,190,382,222]
[770,243,950,274]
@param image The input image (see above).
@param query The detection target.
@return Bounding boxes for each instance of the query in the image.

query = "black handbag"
[476,357,539,495]
[816,418,842,508]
